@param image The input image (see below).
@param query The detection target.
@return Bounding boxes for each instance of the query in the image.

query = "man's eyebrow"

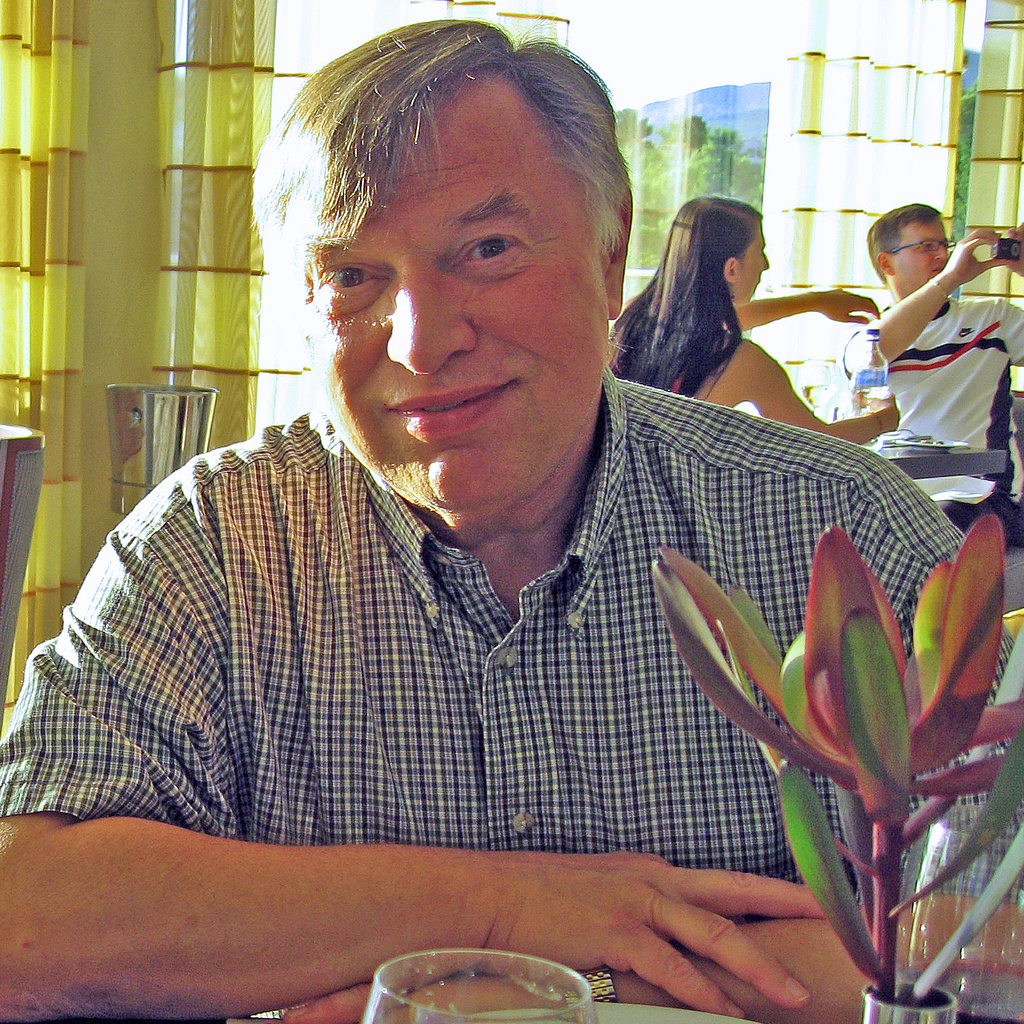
[452,191,531,226]
[306,236,357,262]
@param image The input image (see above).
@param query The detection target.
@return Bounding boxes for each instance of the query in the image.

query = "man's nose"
[384,275,476,375]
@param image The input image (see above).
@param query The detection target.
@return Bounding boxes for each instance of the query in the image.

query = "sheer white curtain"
[255,0,570,428]
[755,0,966,365]
[964,0,1024,302]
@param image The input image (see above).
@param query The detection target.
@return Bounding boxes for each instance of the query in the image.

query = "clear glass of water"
[796,360,842,421]
[361,949,598,1024]
[899,806,1024,1024]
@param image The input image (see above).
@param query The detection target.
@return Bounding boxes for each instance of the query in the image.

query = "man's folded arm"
[0,812,826,1023]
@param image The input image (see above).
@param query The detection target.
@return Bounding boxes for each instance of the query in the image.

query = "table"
[872,443,1007,480]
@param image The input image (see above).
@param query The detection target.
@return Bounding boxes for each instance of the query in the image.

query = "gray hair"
[253,19,630,268]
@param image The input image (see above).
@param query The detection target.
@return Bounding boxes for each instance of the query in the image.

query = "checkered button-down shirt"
[0,374,962,878]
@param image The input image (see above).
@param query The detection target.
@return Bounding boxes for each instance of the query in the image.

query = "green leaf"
[728,584,783,663]
[842,610,911,821]
[782,635,847,763]
[911,562,951,712]
[779,762,881,985]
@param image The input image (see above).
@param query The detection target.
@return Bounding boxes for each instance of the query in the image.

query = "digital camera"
[996,236,1021,261]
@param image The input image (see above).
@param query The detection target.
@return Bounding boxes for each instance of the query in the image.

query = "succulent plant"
[653,515,1024,1003]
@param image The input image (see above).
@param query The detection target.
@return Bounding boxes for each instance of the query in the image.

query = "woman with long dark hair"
[613,197,898,443]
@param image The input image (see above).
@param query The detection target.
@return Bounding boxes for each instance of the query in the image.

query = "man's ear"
[876,250,895,283]
[603,196,634,320]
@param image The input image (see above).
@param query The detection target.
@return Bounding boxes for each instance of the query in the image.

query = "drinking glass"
[899,806,1024,1023]
[361,949,599,1024]
[795,360,841,422]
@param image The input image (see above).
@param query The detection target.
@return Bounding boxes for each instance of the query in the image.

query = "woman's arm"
[737,290,880,331]
[700,341,897,444]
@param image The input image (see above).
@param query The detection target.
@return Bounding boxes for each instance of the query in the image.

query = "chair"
[0,427,44,694]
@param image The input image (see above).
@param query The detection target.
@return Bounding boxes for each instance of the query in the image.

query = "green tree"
[617,109,767,274]
[953,80,977,241]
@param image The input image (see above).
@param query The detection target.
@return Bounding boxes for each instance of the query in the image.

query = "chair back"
[0,427,44,691]
[1013,394,1024,440]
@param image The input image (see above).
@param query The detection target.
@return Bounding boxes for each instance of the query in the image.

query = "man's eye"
[476,237,509,259]
[330,267,365,289]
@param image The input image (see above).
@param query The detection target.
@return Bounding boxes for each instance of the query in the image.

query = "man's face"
[878,219,951,300]
[303,79,627,538]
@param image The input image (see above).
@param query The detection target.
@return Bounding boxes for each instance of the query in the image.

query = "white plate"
[597,1004,754,1024]
[233,1003,753,1024]
[915,476,996,504]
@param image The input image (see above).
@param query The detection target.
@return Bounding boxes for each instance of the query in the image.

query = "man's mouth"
[388,382,515,442]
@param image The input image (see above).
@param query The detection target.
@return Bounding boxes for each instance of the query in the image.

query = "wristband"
[581,967,618,1002]
[927,278,951,299]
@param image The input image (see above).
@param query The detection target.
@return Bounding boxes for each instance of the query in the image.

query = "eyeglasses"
[886,239,955,256]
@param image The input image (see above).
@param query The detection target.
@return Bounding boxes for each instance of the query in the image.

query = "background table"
[873,444,1007,480]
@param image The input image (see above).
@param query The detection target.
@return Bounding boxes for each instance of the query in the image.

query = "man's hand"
[936,224,1024,293]
[284,851,823,1024]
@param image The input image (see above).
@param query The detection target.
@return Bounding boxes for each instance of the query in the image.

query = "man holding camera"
[858,202,1024,543]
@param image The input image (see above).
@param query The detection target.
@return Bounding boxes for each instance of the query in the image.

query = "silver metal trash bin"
[107,384,218,514]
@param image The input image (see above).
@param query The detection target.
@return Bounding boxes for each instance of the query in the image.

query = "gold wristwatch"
[581,967,617,1003]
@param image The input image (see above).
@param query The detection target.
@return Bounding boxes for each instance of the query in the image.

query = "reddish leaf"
[912,756,1004,797]
[804,529,896,762]
[968,700,1024,747]
[653,559,855,785]
[911,517,1005,773]
[900,724,1024,912]
[658,549,784,711]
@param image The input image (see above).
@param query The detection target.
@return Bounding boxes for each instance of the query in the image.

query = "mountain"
[639,82,770,148]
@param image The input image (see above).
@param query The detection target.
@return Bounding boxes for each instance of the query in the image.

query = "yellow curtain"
[0,0,89,725]
[155,0,277,449]
[412,0,568,37]
[965,0,1024,305]
[756,0,966,362]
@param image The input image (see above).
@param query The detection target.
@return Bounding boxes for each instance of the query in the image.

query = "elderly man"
[855,202,1024,542]
[0,20,963,1024]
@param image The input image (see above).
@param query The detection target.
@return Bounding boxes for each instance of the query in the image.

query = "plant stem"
[873,820,904,1002]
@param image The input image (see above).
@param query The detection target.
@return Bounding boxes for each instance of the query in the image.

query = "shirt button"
[425,602,439,621]
[500,647,516,667]
[566,611,584,630]
[511,810,537,834]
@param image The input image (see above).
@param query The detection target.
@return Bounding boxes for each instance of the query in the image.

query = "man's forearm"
[0,814,495,1020]
[0,813,832,1023]
[877,277,954,361]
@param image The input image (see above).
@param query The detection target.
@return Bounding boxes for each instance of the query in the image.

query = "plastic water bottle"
[848,327,889,415]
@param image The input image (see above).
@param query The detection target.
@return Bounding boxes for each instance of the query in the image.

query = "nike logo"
[959,328,973,337]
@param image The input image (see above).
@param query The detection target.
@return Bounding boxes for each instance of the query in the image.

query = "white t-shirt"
[854,296,1024,500]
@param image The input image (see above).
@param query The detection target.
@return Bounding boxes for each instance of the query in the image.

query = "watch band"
[581,967,618,1003]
